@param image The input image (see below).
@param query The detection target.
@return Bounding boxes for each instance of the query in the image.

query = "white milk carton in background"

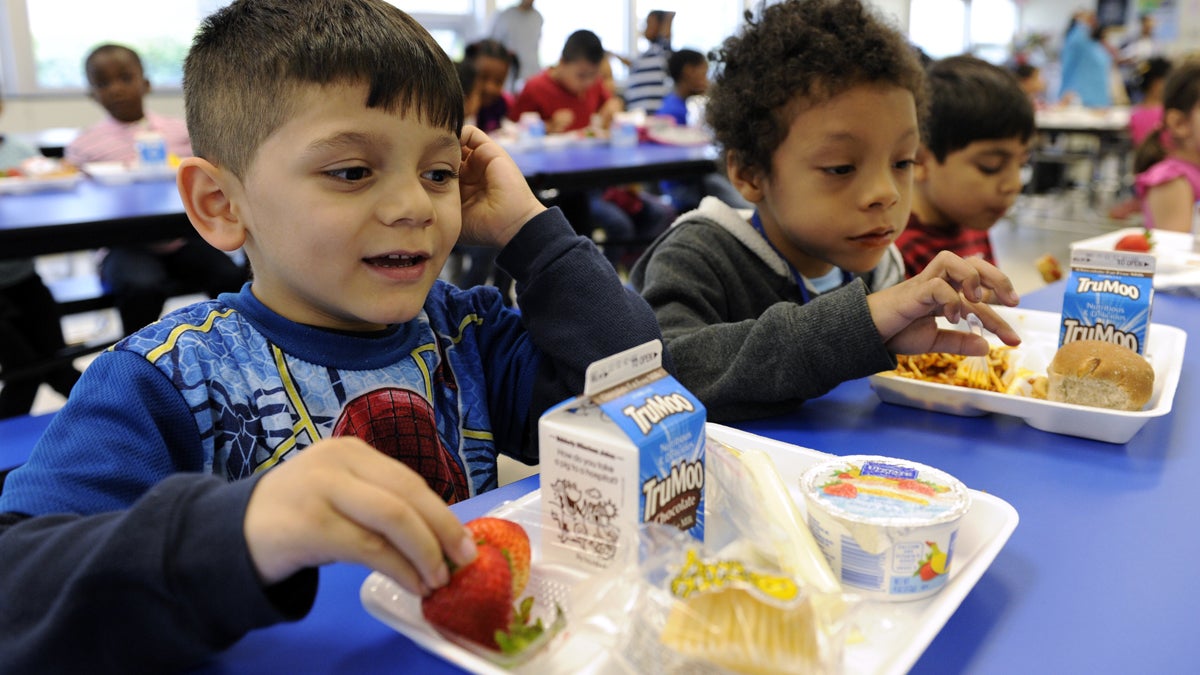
[1060,249,1155,354]
[539,340,706,573]
[134,130,168,166]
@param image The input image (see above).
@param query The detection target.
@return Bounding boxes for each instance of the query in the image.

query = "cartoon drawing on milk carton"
[539,340,706,572]
[547,480,620,561]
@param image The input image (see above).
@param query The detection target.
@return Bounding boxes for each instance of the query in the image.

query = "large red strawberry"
[421,543,514,649]
[468,517,531,596]
[1115,230,1152,252]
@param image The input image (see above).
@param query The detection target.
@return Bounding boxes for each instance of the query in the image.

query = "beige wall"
[3,94,186,135]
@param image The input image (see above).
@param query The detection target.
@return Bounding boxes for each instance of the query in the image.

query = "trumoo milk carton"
[1060,248,1156,354]
[539,340,706,573]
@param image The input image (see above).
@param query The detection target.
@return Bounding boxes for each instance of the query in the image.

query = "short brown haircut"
[184,0,462,179]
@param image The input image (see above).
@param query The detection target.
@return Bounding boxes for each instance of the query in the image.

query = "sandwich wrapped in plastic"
[704,437,842,594]
[609,525,855,675]
[604,435,859,674]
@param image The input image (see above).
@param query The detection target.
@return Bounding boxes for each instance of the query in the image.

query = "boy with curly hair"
[896,55,1035,279]
[630,0,1022,422]
[0,1,664,670]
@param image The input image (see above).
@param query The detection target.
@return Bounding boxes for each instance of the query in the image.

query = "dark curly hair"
[706,0,927,177]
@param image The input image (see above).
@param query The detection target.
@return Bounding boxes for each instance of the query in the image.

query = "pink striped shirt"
[65,111,191,165]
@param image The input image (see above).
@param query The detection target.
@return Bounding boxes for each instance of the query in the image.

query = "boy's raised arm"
[456,125,667,420]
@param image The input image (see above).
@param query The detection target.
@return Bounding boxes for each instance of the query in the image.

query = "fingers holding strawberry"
[420,517,554,658]
[467,517,531,596]
[420,543,515,649]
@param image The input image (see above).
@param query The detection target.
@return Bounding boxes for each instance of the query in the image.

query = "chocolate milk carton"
[1060,249,1156,354]
[539,340,706,572]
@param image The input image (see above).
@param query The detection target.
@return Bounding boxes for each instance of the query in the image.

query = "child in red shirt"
[897,56,1034,280]
[510,29,622,133]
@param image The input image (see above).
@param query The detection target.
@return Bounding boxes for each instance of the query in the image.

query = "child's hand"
[548,109,575,134]
[867,251,1022,355]
[243,437,477,597]
[458,125,546,249]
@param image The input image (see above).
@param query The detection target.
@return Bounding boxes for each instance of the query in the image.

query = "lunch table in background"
[191,281,1198,674]
[1031,106,1133,207]
[0,142,720,260]
[0,178,195,260]
[507,141,719,191]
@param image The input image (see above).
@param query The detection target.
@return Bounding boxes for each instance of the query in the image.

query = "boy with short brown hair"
[0,1,664,670]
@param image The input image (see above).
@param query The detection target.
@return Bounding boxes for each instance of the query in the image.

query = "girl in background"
[1109,56,1172,220]
[464,39,517,134]
[455,40,518,297]
[1133,60,1200,233]
[1129,57,1173,146]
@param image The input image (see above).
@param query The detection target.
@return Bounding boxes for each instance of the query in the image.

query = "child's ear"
[1164,108,1192,140]
[913,146,933,183]
[726,155,764,204]
[177,157,247,252]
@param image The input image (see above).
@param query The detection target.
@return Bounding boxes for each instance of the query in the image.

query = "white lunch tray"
[82,161,177,185]
[361,424,1019,675]
[0,173,82,194]
[1071,227,1200,296]
[870,306,1186,444]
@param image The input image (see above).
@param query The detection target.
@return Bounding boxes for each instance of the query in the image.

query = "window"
[2,1,743,97]
[969,0,1018,64]
[632,1,745,58]
[909,0,1018,63]
[909,0,968,59]
[532,0,631,76]
[21,0,218,90]
[0,1,481,94]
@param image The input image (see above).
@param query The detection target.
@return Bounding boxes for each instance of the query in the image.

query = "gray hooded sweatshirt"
[630,197,903,422]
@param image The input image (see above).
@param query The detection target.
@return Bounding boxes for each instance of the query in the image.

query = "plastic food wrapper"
[596,436,859,674]
[704,437,841,594]
[606,524,856,675]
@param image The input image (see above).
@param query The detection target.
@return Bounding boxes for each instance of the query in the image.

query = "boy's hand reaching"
[458,125,546,249]
[868,251,1022,355]
[243,437,477,597]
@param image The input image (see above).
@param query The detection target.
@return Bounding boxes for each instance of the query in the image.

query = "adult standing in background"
[489,0,543,93]
[1058,10,1113,108]
[623,10,675,114]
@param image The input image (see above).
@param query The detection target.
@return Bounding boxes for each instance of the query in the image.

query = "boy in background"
[623,9,675,114]
[657,48,750,213]
[896,55,1035,278]
[511,29,622,133]
[658,48,708,126]
[513,30,671,269]
[631,0,1022,423]
[67,44,246,335]
[0,1,664,670]
[1014,63,1047,108]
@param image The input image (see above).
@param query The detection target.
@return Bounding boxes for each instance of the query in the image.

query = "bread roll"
[1047,340,1154,411]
